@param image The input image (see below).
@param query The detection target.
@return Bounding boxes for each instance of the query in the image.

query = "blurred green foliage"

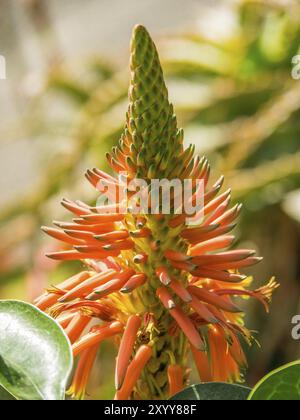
[1,0,300,399]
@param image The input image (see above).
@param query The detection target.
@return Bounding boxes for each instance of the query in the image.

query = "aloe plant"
[34,25,277,400]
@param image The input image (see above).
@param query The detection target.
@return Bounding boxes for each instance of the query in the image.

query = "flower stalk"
[36,25,278,400]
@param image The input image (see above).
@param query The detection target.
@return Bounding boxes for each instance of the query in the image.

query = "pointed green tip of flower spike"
[133,24,148,34]
[131,24,150,43]
[130,24,157,66]
[126,25,183,179]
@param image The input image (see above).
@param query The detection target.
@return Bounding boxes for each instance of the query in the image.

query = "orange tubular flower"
[67,343,99,400]
[36,25,278,400]
[168,365,184,397]
[115,345,153,400]
[115,315,142,390]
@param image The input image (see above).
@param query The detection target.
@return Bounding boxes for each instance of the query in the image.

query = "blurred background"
[1,0,300,399]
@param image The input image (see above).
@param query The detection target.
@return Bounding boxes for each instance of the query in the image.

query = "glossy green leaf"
[248,361,300,400]
[0,300,73,400]
[171,382,251,400]
[0,385,15,400]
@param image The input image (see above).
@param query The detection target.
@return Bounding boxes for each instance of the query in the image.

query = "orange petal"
[73,321,123,357]
[58,269,117,302]
[92,278,127,297]
[191,268,247,283]
[64,229,100,242]
[188,285,241,313]
[41,226,84,246]
[208,327,228,382]
[74,245,120,255]
[187,224,237,245]
[191,250,256,266]
[90,168,119,184]
[168,364,184,397]
[92,203,124,214]
[46,250,119,261]
[85,169,103,188]
[56,312,76,328]
[95,231,129,242]
[203,176,224,205]
[121,273,147,293]
[133,254,148,264]
[214,204,242,227]
[169,279,192,303]
[52,300,116,321]
[207,256,262,270]
[228,331,248,369]
[61,198,91,216]
[115,345,152,400]
[198,159,210,187]
[65,314,91,344]
[115,315,142,390]
[189,156,202,179]
[190,296,218,324]
[36,271,91,310]
[129,228,151,238]
[203,196,231,226]
[170,260,196,272]
[102,240,134,251]
[191,346,212,382]
[164,250,190,262]
[189,235,235,256]
[181,224,219,241]
[86,169,124,201]
[54,221,115,233]
[208,326,240,382]
[203,189,231,216]
[67,343,99,400]
[107,153,127,173]
[156,287,176,309]
[74,212,124,224]
[112,146,127,166]
[88,269,135,299]
[156,267,172,286]
[169,307,205,351]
